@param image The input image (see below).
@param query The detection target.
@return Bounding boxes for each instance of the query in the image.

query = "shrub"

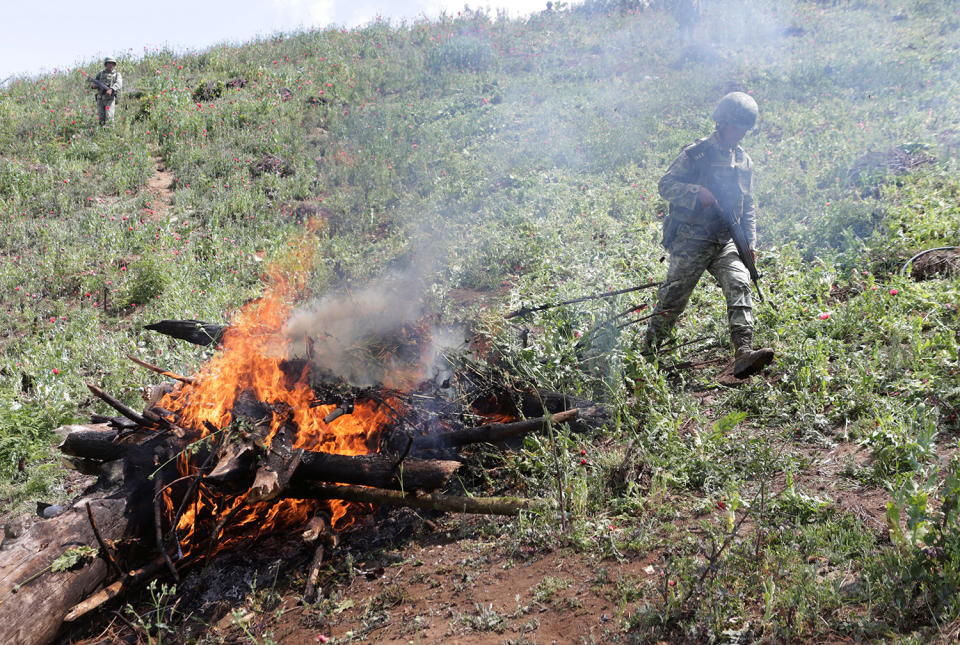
[191,79,224,102]
[125,256,168,306]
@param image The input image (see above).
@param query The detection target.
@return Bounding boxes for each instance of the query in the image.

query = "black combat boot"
[731,329,774,378]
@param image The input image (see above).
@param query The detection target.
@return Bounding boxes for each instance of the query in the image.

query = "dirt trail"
[144,155,174,221]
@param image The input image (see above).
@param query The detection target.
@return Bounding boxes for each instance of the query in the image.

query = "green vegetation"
[1,0,959,641]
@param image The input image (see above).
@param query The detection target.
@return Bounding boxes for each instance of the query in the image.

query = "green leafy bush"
[125,256,168,306]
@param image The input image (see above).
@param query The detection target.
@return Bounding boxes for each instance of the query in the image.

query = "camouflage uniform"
[94,65,122,126]
[645,130,756,350]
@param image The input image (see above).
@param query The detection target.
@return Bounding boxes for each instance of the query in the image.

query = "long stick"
[85,503,123,579]
[201,497,248,576]
[126,354,195,384]
[423,409,579,449]
[286,484,553,516]
[640,335,713,356]
[505,282,661,319]
[302,514,333,603]
[86,383,151,427]
[63,556,168,623]
[616,311,659,330]
[303,543,325,603]
[152,474,180,583]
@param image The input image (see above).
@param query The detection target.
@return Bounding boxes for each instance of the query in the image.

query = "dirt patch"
[794,441,889,535]
[285,200,334,224]
[270,521,660,644]
[251,154,294,178]
[911,247,960,281]
[144,155,174,221]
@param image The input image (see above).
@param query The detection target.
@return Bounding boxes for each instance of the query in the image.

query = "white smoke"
[283,277,465,387]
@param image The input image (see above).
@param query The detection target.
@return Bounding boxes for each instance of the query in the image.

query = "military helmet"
[713,92,758,129]
[104,57,117,65]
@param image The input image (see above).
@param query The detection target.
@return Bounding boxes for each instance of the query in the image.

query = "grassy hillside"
[2,0,960,641]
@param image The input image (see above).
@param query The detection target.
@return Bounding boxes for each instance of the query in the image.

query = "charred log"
[293,452,460,492]
[57,425,125,461]
[143,319,227,346]
[205,441,257,492]
[57,423,460,494]
[249,423,301,503]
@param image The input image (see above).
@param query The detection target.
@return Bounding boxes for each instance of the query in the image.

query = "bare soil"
[262,518,659,644]
[144,156,174,221]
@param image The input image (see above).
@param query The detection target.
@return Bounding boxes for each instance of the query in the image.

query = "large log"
[57,424,125,461]
[56,425,460,493]
[293,452,461,492]
[0,477,160,645]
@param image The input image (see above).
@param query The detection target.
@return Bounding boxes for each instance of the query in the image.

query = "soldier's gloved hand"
[751,249,757,262]
[106,89,113,96]
[697,186,717,208]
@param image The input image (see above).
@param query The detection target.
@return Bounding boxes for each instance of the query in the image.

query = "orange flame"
[158,220,398,557]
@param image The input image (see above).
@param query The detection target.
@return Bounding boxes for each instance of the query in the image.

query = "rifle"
[84,72,114,95]
[505,282,661,319]
[705,203,766,304]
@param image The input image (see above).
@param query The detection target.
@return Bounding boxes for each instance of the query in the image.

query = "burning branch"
[126,354,196,385]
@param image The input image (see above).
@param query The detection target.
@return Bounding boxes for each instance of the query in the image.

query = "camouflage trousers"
[97,97,116,125]
[645,237,754,348]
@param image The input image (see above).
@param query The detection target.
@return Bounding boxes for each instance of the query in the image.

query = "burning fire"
[158,221,402,557]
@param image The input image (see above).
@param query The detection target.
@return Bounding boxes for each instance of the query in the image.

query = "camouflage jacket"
[657,130,756,249]
[93,69,122,98]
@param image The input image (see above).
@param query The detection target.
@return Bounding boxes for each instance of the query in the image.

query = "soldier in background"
[644,92,774,379]
[91,57,122,126]
[670,0,703,43]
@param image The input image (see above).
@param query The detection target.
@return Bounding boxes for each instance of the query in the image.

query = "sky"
[2,0,549,81]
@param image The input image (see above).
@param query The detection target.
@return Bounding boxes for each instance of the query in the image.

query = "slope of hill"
[2,0,960,642]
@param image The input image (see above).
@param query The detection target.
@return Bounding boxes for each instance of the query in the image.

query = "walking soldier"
[644,92,774,378]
